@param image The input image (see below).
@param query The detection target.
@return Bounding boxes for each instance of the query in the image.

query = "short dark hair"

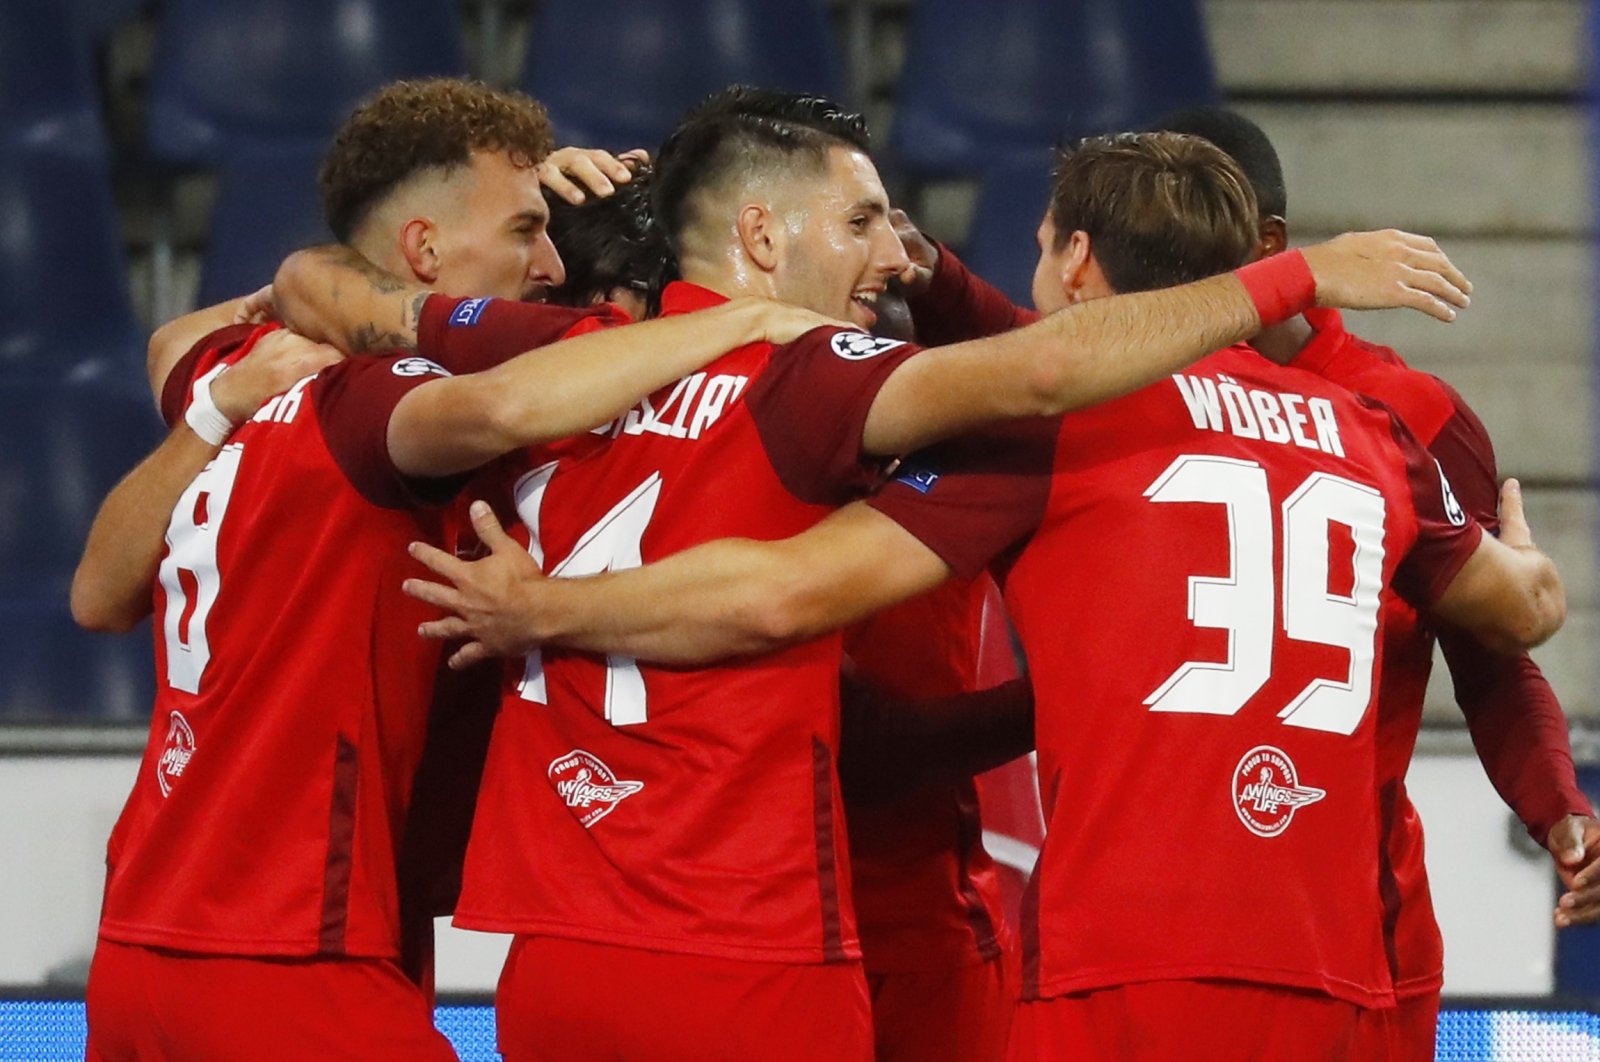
[653,86,872,255]
[1047,131,1258,293]
[547,165,673,318]
[320,78,555,242]
[1151,106,1287,219]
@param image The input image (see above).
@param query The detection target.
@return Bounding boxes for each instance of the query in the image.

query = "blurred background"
[1,0,1596,1057]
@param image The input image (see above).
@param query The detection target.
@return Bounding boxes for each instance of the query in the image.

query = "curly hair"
[1048,131,1258,294]
[320,78,555,242]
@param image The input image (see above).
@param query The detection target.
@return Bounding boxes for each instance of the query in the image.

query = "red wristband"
[1234,249,1316,328]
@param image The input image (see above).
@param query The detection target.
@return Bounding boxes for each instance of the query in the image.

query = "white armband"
[185,363,236,446]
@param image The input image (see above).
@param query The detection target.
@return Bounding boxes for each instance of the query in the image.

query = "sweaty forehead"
[795,146,888,212]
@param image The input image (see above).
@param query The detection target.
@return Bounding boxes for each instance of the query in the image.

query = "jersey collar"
[1286,306,1349,376]
[659,280,731,316]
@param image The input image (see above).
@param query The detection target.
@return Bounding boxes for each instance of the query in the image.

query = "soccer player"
[1151,104,1600,1054]
[357,78,1475,1052]
[405,132,1563,1060]
[77,79,830,1061]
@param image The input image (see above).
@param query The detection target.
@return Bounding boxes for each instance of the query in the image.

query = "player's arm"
[405,500,953,667]
[272,244,433,354]
[895,211,1041,345]
[838,673,1035,801]
[1424,479,1564,652]
[861,229,1472,455]
[71,331,344,632]
[1416,394,1600,919]
[385,299,840,477]
[145,285,273,401]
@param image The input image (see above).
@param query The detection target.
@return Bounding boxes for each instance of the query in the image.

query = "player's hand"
[725,298,850,346]
[233,284,277,324]
[210,330,344,423]
[1498,478,1536,550]
[404,501,548,669]
[1547,814,1600,927]
[537,146,648,205]
[890,208,939,294]
[1300,230,1472,323]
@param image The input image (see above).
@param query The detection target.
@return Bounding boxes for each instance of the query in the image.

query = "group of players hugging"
[69,75,1596,1061]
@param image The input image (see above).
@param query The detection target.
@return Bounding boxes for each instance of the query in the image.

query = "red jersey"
[1281,308,1594,998]
[419,281,926,964]
[101,301,604,959]
[843,575,1016,974]
[102,327,467,957]
[869,344,1483,1006]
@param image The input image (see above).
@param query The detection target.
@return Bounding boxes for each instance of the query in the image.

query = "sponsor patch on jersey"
[156,711,196,798]
[830,331,906,361]
[1436,460,1467,527]
[893,464,941,494]
[391,357,451,379]
[548,749,644,828]
[1231,745,1325,838]
[450,297,493,327]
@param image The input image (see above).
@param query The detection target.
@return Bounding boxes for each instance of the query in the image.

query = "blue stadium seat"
[0,375,164,588]
[144,0,468,167]
[962,156,1056,307]
[198,137,332,306]
[0,145,143,376]
[892,0,1218,179]
[0,0,107,156]
[0,592,155,720]
[522,0,844,150]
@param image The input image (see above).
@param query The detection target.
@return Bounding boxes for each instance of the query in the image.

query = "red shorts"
[496,935,872,1062]
[868,956,1014,1062]
[85,938,455,1061]
[1007,980,1400,1062]
[1396,990,1441,1062]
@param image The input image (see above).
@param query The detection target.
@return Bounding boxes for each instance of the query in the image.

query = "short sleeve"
[312,354,470,510]
[1383,404,1485,608]
[1426,379,1501,533]
[415,295,624,375]
[743,326,926,505]
[159,323,275,427]
[866,416,1059,580]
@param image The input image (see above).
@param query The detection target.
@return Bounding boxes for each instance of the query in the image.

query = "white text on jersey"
[1172,373,1345,457]
[248,374,316,426]
[592,372,749,441]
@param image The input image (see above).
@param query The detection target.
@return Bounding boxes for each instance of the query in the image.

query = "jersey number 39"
[1143,454,1386,737]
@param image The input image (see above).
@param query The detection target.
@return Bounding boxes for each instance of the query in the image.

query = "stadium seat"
[892,0,1218,179]
[0,145,143,376]
[198,137,332,306]
[0,591,155,720]
[144,0,468,167]
[0,375,163,588]
[0,0,107,156]
[962,156,1056,306]
[522,0,844,150]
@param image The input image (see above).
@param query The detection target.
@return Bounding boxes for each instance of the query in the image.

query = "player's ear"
[398,217,443,285]
[1258,216,1289,260]
[737,203,782,273]
[1061,230,1096,304]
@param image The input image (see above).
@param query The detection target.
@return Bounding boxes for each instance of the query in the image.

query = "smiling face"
[769,146,910,330]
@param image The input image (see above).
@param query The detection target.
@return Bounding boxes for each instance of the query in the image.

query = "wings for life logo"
[548,750,644,828]
[1231,745,1326,837]
[156,711,196,798]
[829,332,906,361]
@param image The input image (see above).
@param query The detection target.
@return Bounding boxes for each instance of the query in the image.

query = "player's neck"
[1252,314,1316,366]
[678,257,773,305]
